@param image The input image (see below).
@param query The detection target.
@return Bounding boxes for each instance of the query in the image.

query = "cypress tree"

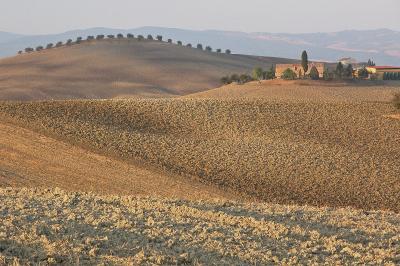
[301,51,309,78]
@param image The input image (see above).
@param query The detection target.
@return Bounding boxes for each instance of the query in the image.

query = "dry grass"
[394,93,400,109]
[1,98,399,212]
[0,39,296,101]
[1,187,399,265]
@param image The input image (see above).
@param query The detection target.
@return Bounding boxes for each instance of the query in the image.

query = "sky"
[1,0,400,35]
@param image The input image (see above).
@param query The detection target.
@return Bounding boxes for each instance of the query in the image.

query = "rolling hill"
[0,27,399,64]
[0,38,296,100]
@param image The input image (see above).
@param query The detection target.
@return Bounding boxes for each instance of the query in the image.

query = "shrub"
[36,46,44,51]
[127,33,134,39]
[186,43,192,48]
[147,34,153,40]
[225,49,231,54]
[25,47,34,53]
[253,67,264,81]
[216,49,222,53]
[96,35,105,40]
[205,46,212,52]
[197,44,203,50]
[177,41,182,46]
[393,93,400,109]
[117,33,124,39]
[87,36,95,41]
[220,76,231,85]
[358,67,369,79]
[281,68,297,80]
[264,66,276,80]
[240,74,253,84]
[46,43,54,49]
[18,50,23,54]
[167,39,172,43]
[156,35,163,41]
[66,39,73,46]
[55,41,63,47]
[137,35,144,41]
[309,66,320,80]
[107,35,115,39]
[76,37,83,44]
[230,74,240,83]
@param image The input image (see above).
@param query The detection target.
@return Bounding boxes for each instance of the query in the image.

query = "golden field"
[1,187,399,265]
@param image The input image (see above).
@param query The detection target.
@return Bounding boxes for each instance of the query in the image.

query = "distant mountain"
[0,27,399,65]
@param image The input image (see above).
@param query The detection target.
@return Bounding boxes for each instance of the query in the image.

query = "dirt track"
[1,187,399,265]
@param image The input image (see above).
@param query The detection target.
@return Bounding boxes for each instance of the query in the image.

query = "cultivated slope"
[0,39,295,100]
[186,80,400,102]
[0,120,234,201]
[1,188,399,265]
[1,99,399,212]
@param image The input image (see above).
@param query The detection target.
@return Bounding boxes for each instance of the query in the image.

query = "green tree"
[309,66,320,80]
[18,50,23,55]
[301,50,309,78]
[107,35,115,39]
[323,69,331,81]
[96,35,105,40]
[177,41,182,46]
[137,35,144,41]
[117,33,124,39]
[167,39,172,43]
[225,49,231,54]
[46,43,54,49]
[197,44,203,50]
[230,74,240,83]
[216,49,222,53]
[335,62,344,79]
[147,34,153,40]
[344,64,354,79]
[87,36,95,41]
[36,46,44,51]
[264,65,276,80]
[205,46,212,52]
[156,35,163,41]
[239,74,252,84]
[253,67,264,81]
[220,76,231,85]
[76,37,82,44]
[358,67,369,79]
[127,34,134,39]
[186,43,192,48]
[55,41,63,47]
[281,68,297,80]
[367,59,376,66]
[25,47,34,53]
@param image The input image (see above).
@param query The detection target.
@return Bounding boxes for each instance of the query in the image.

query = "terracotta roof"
[369,66,400,69]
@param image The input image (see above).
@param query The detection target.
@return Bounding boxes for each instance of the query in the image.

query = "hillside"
[186,80,400,102]
[1,187,399,265]
[0,120,235,201]
[1,98,399,212]
[0,38,295,100]
[0,27,399,64]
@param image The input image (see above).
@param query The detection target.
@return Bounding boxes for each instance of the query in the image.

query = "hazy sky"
[2,0,399,35]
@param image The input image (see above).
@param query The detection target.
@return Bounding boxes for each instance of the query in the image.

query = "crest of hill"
[0,38,296,101]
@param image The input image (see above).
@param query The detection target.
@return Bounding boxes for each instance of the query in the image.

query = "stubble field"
[1,187,399,265]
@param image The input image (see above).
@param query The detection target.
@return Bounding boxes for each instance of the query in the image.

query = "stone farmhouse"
[276,62,325,79]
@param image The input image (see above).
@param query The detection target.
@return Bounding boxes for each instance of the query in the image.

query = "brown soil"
[0,120,236,201]
[1,98,399,212]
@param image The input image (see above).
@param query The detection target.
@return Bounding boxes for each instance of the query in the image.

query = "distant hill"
[0,27,399,65]
[0,38,295,100]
